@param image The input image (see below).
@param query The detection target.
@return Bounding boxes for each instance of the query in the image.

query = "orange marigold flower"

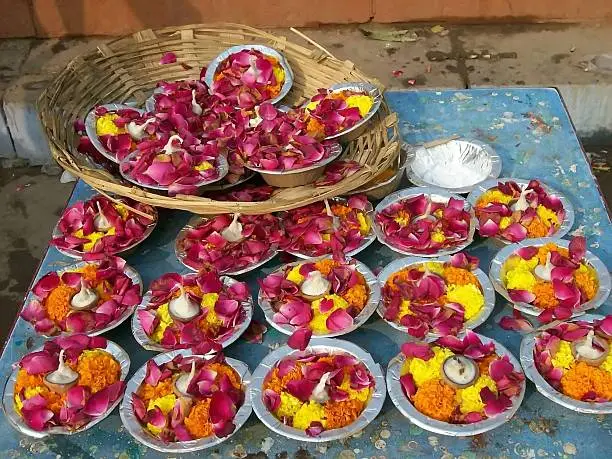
[14,368,44,394]
[413,379,457,422]
[265,363,303,393]
[526,217,548,238]
[324,399,365,429]
[575,271,598,301]
[314,259,338,276]
[386,268,411,292]
[45,284,76,322]
[331,204,352,218]
[537,244,569,265]
[443,267,479,286]
[477,355,498,376]
[343,283,368,311]
[533,281,559,309]
[560,361,612,401]
[184,399,214,438]
[80,265,99,283]
[138,378,174,404]
[208,363,242,390]
[14,369,66,414]
[77,351,121,393]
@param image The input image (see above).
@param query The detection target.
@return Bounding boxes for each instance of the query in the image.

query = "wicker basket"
[38,23,400,215]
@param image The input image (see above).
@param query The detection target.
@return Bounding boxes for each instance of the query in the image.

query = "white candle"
[168,285,200,322]
[70,278,99,311]
[93,201,112,232]
[301,271,331,298]
[44,349,79,393]
[442,355,479,388]
[220,213,244,242]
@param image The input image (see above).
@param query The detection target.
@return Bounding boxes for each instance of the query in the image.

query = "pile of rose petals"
[15,335,125,431]
[95,106,143,162]
[382,253,481,338]
[259,260,366,334]
[475,180,566,242]
[137,272,251,349]
[375,194,472,254]
[119,137,224,195]
[263,352,375,436]
[238,103,338,172]
[313,160,361,187]
[51,196,156,257]
[280,195,372,257]
[505,236,594,321]
[21,257,142,335]
[206,184,276,202]
[533,316,612,397]
[303,89,367,138]
[400,333,524,421]
[131,353,244,440]
[177,213,283,273]
[211,49,285,108]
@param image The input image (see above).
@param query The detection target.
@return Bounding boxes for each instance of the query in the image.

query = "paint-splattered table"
[1,88,610,458]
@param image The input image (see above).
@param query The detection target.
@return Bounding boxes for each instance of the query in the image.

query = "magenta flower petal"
[21,299,47,322]
[209,391,236,423]
[174,423,193,441]
[287,327,312,351]
[33,272,60,298]
[66,385,88,408]
[449,252,480,270]
[145,360,163,386]
[596,315,612,338]
[552,279,580,303]
[399,372,417,398]
[214,299,239,317]
[480,387,512,416]
[306,421,324,437]
[516,246,538,260]
[508,289,536,304]
[132,393,147,421]
[286,378,316,402]
[501,223,528,242]
[489,357,515,382]
[263,389,281,412]
[61,271,83,288]
[160,52,177,64]
[20,351,58,375]
[325,309,353,332]
[137,309,159,336]
[499,315,535,332]
[479,219,499,237]
[22,405,54,431]
[401,342,434,360]
[146,407,167,429]
[569,235,586,262]
[82,386,111,416]
[464,412,485,423]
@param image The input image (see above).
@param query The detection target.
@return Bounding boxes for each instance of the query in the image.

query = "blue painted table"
[1,88,611,458]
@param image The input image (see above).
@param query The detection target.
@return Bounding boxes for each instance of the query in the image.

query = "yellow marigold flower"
[340,374,371,403]
[309,294,350,334]
[394,210,411,226]
[152,303,173,342]
[194,161,213,171]
[431,230,446,243]
[113,204,129,220]
[398,299,413,320]
[276,392,303,419]
[536,205,559,228]
[74,227,116,252]
[286,265,305,284]
[419,262,445,276]
[357,212,371,234]
[499,216,513,230]
[505,268,537,291]
[95,113,123,136]
[477,190,513,207]
[446,283,485,320]
[401,346,454,387]
[601,351,612,374]
[456,375,497,414]
[551,340,575,370]
[345,94,374,117]
[292,401,326,430]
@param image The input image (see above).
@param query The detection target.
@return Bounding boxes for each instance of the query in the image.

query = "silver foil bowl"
[406,139,501,194]
[376,255,495,338]
[119,349,252,453]
[52,194,158,259]
[489,237,610,317]
[280,196,376,259]
[467,177,575,243]
[3,339,130,438]
[131,273,253,352]
[23,258,143,338]
[204,44,294,105]
[520,313,612,414]
[373,186,477,257]
[175,214,279,276]
[85,103,145,164]
[307,82,382,143]
[244,142,343,188]
[387,333,525,436]
[258,256,381,338]
[251,338,386,442]
[119,150,229,196]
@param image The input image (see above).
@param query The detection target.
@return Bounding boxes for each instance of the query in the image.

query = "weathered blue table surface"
[1,88,611,459]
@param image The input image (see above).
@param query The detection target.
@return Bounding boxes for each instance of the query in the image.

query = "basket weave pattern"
[39,23,400,214]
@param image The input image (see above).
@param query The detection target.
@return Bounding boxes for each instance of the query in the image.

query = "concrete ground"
[0,23,611,344]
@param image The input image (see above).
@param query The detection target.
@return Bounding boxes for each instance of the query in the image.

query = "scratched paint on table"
[1,88,610,458]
